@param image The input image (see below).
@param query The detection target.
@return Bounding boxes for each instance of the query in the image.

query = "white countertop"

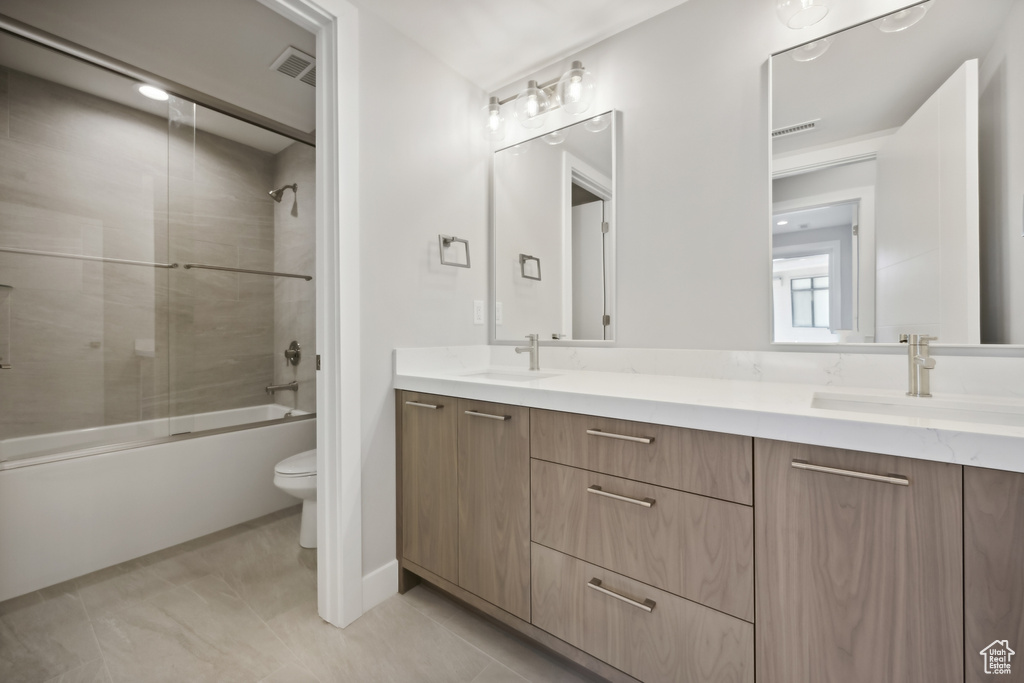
[394,359,1024,474]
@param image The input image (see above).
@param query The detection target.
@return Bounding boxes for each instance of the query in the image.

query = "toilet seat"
[275,449,316,477]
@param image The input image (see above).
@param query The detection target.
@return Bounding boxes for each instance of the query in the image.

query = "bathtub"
[0,405,315,601]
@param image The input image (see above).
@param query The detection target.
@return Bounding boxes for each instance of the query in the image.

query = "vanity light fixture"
[514,80,551,129]
[583,113,612,133]
[483,61,598,139]
[483,96,505,141]
[876,3,929,33]
[791,37,833,62]
[776,0,835,29]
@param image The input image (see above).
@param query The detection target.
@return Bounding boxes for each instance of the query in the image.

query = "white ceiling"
[772,0,1017,156]
[349,0,692,91]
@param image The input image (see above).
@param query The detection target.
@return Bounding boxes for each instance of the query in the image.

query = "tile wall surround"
[0,66,315,441]
[396,345,1024,398]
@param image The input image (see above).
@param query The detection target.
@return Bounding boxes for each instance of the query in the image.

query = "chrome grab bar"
[791,459,909,486]
[406,401,443,409]
[266,381,298,394]
[0,246,177,269]
[587,578,656,613]
[464,410,511,421]
[183,263,312,281]
[586,429,654,444]
[587,485,655,508]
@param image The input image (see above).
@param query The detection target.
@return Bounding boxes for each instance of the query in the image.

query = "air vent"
[270,47,316,87]
[772,119,820,138]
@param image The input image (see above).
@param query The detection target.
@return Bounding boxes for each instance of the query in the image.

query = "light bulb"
[513,80,550,129]
[481,96,505,142]
[877,4,929,33]
[556,61,596,115]
[791,37,833,62]
[776,0,835,29]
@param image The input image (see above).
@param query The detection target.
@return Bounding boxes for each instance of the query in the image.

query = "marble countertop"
[394,361,1024,474]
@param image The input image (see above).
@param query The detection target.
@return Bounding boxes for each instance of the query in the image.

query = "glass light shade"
[513,80,550,129]
[556,61,596,115]
[482,96,505,142]
[583,114,611,133]
[791,37,833,62]
[509,143,530,156]
[877,4,928,33]
[543,130,567,145]
[776,0,834,29]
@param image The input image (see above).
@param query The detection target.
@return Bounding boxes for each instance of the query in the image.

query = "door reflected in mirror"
[770,0,1022,344]
[492,111,616,343]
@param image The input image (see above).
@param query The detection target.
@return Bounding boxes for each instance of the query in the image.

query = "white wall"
[980,1,1024,343]
[358,12,488,577]
[490,0,932,350]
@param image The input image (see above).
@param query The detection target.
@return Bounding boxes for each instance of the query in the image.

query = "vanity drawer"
[532,543,753,683]
[530,409,752,505]
[531,459,753,622]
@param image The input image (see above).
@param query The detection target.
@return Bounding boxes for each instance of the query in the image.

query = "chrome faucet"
[515,333,540,371]
[899,334,937,397]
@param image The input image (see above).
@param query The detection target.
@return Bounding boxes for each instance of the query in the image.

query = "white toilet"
[273,449,317,548]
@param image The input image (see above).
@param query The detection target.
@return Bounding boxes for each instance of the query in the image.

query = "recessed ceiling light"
[137,84,169,101]
[777,220,789,226]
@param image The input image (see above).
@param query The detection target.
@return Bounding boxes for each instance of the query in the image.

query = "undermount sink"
[463,370,558,382]
[811,391,1024,427]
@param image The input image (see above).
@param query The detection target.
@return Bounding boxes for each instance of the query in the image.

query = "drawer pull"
[464,410,511,421]
[586,429,654,444]
[405,401,443,409]
[587,485,655,508]
[587,578,656,613]
[791,459,909,487]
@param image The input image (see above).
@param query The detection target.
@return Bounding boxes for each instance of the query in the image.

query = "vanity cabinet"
[400,392,458,584]
[964,467,1024,683]
[398,392,531,620]
[755,439,963,683]
[457,399,531,622]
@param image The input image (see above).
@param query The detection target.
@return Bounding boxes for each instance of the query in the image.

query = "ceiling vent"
[772,119,820,138]
[271,47,316,87]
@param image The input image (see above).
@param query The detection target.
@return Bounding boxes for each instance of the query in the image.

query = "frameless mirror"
[770,0,1022,344]
[492,111,616,343]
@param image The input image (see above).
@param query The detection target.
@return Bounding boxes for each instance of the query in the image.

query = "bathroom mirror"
[492,111,616,343]
[770,0,1023,344]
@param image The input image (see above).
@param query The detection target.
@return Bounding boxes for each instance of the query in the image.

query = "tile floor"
[0,507,603,683]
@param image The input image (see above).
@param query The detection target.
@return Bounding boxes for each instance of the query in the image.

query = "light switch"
[473,300,485,325]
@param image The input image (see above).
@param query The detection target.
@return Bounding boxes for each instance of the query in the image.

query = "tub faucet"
[899,334,937,397]
[515,333,540,371]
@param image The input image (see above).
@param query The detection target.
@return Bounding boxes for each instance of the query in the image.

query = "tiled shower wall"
[0,67,312,440]
[271,142,316,414]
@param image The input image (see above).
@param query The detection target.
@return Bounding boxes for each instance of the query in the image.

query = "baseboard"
[362,559,398,612]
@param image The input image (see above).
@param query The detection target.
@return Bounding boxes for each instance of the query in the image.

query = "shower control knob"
[284,340,301,366]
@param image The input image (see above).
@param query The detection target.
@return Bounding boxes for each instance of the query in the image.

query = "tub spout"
[266,381,298,394]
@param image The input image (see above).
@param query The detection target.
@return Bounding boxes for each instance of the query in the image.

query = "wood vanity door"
[755,439,963,683]
[965,467,1024,683]
[458,399,531,621]
[401,391,458,584]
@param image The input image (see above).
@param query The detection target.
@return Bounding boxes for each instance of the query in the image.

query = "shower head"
[269,183,298,202]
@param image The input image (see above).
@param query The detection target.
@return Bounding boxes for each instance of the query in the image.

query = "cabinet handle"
[587,578,656,613]
[405,401,443,409]
[791,459,909,486]
[464,410,511,421]
[587,485,655,508]
[586,429,654,444]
